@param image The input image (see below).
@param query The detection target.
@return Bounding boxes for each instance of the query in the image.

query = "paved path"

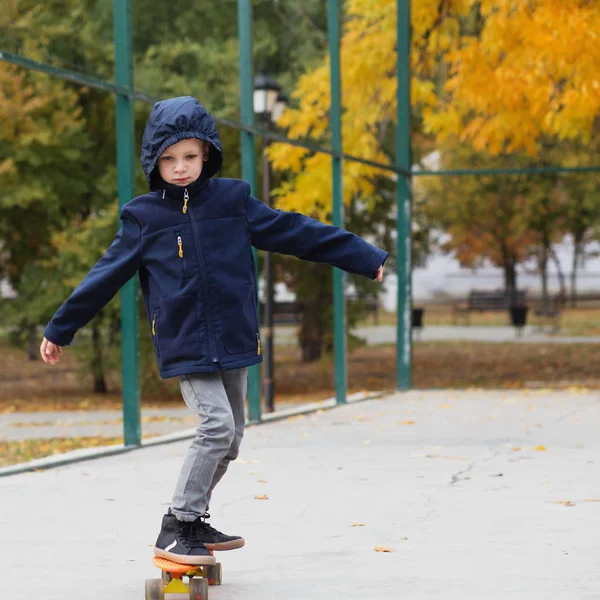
[276,325,600,345]
[0,403,306,442]
[1,389,599,599]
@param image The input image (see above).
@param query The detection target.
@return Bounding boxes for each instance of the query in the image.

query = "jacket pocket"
[151,308,160,357]
[154,295,203,367]
[219,284,259,355]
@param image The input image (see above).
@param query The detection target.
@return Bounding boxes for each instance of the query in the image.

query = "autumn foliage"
[269,0,600,208]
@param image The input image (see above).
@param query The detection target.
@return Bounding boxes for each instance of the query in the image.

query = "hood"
[140,96,223,191]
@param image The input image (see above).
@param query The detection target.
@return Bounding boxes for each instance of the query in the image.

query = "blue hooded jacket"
[44,96,388,378]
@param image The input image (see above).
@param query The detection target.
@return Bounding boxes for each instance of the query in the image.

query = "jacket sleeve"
[43,210,142,346]
[246,194,388,279]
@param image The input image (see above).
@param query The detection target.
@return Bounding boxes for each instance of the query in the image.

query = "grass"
[0,435,158,468]
[1,336,598,414]
[358,305,600,336]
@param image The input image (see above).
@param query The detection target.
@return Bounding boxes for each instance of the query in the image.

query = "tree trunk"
[537,241,550,311]
[570,236,584,308]
[504,260,518,306]
[550,246,567,299]
[299,263,333,363]
[91,318,107,393]
[27,325,37,361]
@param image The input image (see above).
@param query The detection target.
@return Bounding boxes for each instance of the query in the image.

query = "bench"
[453,289,527,325]
[571,293,600,308]
[533,292,567,332]
[259,294,379,326]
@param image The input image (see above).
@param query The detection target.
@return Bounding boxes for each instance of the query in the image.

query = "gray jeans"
[171,368,248,522]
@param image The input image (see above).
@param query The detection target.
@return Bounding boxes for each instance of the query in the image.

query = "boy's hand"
[40,337,63,365]
[376,265,384,282]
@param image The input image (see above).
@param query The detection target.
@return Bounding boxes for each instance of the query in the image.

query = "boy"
[40,96,387,565]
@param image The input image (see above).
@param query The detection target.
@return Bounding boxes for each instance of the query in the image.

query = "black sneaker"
[194,513,245,551]
[154,512,216,565]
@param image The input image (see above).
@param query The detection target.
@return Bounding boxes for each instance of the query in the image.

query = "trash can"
[509,306,528,336]
[412,308,424,329]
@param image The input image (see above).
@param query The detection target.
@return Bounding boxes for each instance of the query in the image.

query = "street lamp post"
[253,74,288,413]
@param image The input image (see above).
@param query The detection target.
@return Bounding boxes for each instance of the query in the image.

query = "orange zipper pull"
[152,314,157,336]
[177,235,184,258]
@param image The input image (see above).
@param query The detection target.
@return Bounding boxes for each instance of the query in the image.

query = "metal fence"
[1,0,598,446]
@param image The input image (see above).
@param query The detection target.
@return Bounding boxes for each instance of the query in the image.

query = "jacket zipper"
[185,187,219,364]
[182,189,189,214]
[176,233,188,277]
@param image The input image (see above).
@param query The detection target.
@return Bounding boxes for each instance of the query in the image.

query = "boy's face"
[157,138,208,187]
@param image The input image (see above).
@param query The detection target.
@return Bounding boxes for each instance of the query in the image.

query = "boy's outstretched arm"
[246,194,388,280]
[41,210,142,364]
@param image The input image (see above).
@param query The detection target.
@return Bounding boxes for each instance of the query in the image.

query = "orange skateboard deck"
[145,555,222,600]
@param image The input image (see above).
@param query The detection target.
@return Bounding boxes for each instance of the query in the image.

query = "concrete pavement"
[1,388,599,599]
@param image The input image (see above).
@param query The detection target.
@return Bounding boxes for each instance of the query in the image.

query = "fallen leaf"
[535,445,547,452]
[258,479,268,483]
[352,416,371,422]
[374,546,396,553]
[555,500,575,507]
[254,494,269,500]
[511,447,521,452]
[397,420,416,425]
[351,523,366,527]
[584,499,600,502]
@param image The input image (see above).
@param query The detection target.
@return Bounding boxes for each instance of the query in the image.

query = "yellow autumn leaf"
[374,546,396,553]
[535,445,547,452]
[254,495,269,500]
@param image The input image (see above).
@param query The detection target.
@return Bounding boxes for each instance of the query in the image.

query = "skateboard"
[145,555,222,600]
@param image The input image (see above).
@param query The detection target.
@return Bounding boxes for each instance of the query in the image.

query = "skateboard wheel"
[189,577,209,600]
[145,578,164,600]
[205,563,222,585]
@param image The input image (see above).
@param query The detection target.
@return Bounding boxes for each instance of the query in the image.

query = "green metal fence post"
[113,0,141,445]
[327,0,347,406]
[396,0,412,389]
[237,0,261,422]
